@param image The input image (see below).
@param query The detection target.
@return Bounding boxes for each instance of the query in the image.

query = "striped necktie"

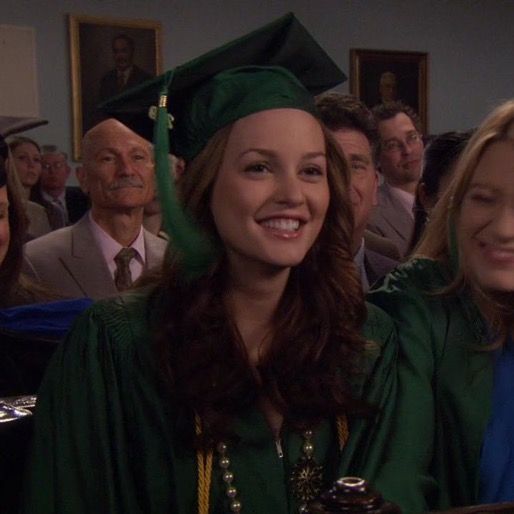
[114,247,137,291]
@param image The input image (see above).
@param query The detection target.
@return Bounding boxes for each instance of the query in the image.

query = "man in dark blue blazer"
[30,150,89,230]
[316,92,399,290]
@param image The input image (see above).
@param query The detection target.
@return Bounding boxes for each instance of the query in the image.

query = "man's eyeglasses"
[42,161,66,170]
[381,132,422,153]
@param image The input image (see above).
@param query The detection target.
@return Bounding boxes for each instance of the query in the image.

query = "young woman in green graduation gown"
[23,14,397,514]
[369,100,514,513]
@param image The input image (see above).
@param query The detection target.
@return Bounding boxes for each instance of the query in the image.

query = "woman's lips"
[259,217,304,239]
[478,241,514,266]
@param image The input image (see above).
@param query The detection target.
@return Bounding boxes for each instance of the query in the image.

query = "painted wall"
[2,0,514,166]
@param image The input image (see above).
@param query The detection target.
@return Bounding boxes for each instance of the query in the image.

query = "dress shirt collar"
[88,211,146,267]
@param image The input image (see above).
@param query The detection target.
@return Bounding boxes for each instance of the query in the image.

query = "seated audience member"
[23,14,397,514]
[7,136,51,239]
[30,148,89,229]
[316,92,398,290]
[0,122,56,307]
[0,122,91,514]
[368,101,425,258]
[408,130,473,253]
[23,119,168,300]
[1,122,90,391]
[368,100,514,513]
[8,136,42,198]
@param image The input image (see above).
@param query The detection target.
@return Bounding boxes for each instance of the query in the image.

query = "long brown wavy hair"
[0,150,29,307]
[152,118,369,445]
[416,99,514,345]
[0,149,55,307]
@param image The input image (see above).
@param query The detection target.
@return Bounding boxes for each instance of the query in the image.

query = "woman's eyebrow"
[238,149,326,159]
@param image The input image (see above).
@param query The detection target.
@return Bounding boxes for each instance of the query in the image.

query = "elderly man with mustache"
[23,119,167,299]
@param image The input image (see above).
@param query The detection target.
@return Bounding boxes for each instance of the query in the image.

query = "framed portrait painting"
[69,14,162,160]
[350,49,428,133]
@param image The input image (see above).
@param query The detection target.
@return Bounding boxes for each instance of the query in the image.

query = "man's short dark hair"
[315,92,379,163]
[372,100,422,133]
[112,34,135,53]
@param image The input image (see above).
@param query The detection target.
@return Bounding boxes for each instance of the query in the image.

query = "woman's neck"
[225,261,291,438]
[91,207,144,247]
[225,262,290,366]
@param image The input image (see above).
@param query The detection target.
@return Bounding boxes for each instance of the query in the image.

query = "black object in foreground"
[308,476,402,513]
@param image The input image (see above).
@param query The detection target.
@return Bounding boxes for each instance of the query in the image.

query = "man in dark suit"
[316,92,398,291]
[30,149,89,229]
[23,119,167,300]
[98,34,152,103]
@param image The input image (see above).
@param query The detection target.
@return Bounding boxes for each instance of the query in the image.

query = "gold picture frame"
[350,48,428,133]
[69,14,162,160]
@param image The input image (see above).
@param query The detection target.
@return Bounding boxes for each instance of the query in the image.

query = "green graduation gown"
[368,258,493,514]
[23,288,397,514]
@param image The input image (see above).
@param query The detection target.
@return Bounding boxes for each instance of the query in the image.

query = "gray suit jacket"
[364,247,398,288]
[23,215,168,300]
[367,183,414,258]
[363,229,401,262]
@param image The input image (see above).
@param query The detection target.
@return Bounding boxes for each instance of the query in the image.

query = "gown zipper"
[275,437,284,458]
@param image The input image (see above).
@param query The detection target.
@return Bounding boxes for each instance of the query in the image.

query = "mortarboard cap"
[0,116,48,139]
[101,12,346,160]
[0,116,48,160]
[100,13,346,279]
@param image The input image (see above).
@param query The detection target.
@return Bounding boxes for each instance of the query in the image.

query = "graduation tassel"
[153,77,217,280]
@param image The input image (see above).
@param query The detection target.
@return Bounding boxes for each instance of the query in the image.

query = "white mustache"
[108,178,144,190]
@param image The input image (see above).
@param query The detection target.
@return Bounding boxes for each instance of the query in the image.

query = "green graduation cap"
[101,12,346,279]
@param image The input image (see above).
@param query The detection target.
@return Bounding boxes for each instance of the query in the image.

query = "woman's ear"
[417,182,434,212]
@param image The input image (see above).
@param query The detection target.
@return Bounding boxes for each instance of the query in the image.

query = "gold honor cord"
[195,414,214,514]
[195,415,348,514]
[336,416,349,452]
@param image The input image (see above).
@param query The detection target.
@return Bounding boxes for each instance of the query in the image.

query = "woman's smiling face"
[210,108,330,273]
[459,140,514,292]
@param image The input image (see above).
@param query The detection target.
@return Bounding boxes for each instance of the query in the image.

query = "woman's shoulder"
[373,257,451,296]
[24,200,52,238]
[367,258,452,339]
[86,286,159,334]
[367,257,468,358]
[67,286,164,356]
[24,199,47,216]
[353,304,397,387]
[363,302,395,347]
